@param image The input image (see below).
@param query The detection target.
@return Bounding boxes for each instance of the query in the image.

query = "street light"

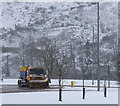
[97,2,100,91]
[89,2,100,91]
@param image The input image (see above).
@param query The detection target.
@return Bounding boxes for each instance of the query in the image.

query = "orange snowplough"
[18,67,49,88]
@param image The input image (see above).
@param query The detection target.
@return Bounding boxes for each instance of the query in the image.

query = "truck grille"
[32,76,45,80]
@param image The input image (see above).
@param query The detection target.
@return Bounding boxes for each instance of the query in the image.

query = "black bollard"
[104,87,107,97]
[59,88,62,101]
[83,88,85,99]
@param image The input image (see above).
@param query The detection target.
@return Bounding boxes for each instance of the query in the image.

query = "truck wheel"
[45,81,49,88]
[18,80,20,87]
[47,81,49,86]
[28,85,33,89]
[18,80,21,87]
[27,81,30,88]
[18,80,22,87]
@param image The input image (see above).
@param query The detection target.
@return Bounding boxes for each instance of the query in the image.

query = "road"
[1,84,119,93]
[1,84,59,93]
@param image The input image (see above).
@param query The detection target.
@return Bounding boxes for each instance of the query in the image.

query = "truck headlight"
[30,75,33,80]
[45,75,47,79]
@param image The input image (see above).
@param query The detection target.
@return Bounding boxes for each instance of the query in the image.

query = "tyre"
[44,81,49,88]
[26,80,29,87]
[18,80,22,87]
[18,80,20,87]
[27,81,32,89]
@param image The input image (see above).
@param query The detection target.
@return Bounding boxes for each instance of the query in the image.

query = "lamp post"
[92,26,95,85]
[97,2,100,91]
[87,2,100,90]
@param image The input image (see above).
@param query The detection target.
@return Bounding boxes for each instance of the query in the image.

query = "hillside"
[1,2,118,79]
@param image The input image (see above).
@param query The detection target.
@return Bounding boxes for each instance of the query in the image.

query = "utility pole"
[97,2,100,91]
[92,26,95,85]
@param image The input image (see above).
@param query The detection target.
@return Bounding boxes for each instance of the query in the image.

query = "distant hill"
[1,2,118,79]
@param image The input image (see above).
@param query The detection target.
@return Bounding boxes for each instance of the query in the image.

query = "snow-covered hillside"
[1,2,118,44]
[1,2,118,78]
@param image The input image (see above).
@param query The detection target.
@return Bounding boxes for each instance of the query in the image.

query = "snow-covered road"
[0,79,118,87]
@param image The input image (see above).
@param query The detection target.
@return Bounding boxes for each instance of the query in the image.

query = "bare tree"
[55,46,67,101]
[84,40,92,79]
[21,41,26,66]
[100,50,111,88]
[69,36,76,72]
[82,65,86,99]
[78,41,87,99]
[6,53,10,77]
[27,23,36,66]
[38,36,57,83]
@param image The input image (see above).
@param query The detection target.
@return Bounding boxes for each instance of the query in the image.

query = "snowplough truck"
[18,67,49,88]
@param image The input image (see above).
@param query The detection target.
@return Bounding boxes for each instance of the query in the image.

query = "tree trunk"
[73,57,76,72]
[108,65,110,88]
[92,73,94,85]
[59,88,62,101]
[22,42,25,66]
[30,29,33,66]
[104,75,106,88]
[91,66,94,85]
[83,70,85,99]
[83,88,85,99]
[6,53,10,77]
[59,71,62,101]
[104,87,107,97]
[83,72,84,88]
[104,74,107,97]
[48,70,51,83]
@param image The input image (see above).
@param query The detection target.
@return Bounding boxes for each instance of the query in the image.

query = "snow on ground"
[0,79,18,85]
[1,88,118,104]
[0,79,119,104]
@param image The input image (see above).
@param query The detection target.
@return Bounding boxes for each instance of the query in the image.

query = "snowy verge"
[1,88,118,104]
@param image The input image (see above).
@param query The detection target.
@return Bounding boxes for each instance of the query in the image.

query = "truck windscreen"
[30,69,45,75]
